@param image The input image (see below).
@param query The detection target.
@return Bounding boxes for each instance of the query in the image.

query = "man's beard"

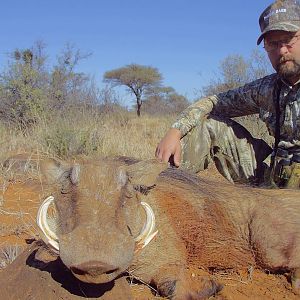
[277,56,300,81]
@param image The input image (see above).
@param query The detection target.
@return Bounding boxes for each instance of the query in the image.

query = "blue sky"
[0,0,274,104]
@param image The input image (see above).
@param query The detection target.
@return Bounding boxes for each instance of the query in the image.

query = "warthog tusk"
[134,202,158,253]
[36,196,60,253]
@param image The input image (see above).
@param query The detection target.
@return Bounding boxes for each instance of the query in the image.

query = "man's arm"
[156,96,215,165]
[155,75,272,165]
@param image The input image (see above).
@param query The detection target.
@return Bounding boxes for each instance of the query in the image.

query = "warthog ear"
[126,159,168,188]
[59,164,80,193]
[40,160,72,184]
[116,167,128,189]
[70,164,80,185]
[2,154,71,184]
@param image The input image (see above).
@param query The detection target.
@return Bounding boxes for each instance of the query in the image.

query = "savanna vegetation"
[0,42,272,165]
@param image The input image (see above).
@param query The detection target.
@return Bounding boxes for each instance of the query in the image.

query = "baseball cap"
[257,0,300,45]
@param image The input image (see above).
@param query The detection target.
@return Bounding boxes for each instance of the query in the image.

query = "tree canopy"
[104,64,162,116]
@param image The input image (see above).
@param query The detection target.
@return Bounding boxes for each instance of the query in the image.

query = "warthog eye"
[133,184,155,195]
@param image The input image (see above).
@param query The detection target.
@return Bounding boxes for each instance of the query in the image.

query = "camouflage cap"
[257,0,300,45]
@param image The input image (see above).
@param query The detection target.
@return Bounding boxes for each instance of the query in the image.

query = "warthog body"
[5,155,300,299]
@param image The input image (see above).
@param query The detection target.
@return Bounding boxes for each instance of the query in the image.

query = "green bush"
[44,127,102,157]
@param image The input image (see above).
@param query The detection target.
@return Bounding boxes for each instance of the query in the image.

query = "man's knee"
[180,116,272,183]
[181,119,212,173]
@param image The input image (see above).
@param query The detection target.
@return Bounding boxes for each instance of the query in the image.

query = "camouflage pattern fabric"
[286,162,300,188]
[172,73,300,183]
[180,116,272,184]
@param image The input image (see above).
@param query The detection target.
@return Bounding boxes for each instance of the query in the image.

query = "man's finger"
[162,150,172,163]
[155,146,160,158]
[173,147,181,166]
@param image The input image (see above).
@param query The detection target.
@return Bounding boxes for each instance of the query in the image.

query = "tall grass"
[0,108,175,161]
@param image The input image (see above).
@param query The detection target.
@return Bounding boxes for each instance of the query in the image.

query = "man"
[156,0,300,188]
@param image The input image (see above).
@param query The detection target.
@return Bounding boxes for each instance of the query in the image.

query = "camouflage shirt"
[172,73,300,149]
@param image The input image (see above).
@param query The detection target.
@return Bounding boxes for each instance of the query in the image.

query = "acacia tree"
[104,64,162,116]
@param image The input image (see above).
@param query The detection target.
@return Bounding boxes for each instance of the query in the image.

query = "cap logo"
[264,8,287,20]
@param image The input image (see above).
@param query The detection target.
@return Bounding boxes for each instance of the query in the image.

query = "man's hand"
[155,128,182,167]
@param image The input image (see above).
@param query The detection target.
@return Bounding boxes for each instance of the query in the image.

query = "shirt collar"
[280,77,300,89]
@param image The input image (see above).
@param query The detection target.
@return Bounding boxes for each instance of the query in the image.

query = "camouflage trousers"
[180,116,272,184]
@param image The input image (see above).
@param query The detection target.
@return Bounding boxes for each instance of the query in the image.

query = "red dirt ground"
[0,167,299,300]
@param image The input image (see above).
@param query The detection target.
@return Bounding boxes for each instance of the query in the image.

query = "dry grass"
[0,223,29,237]
[0,109,175,162]
[0,244,24,269]
[0,107,272,163]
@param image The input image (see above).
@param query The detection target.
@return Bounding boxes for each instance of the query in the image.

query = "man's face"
[264,30,300,84]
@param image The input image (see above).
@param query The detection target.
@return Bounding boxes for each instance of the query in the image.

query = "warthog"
[5,155,300,299]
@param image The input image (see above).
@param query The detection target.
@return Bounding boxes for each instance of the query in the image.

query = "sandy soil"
[0,167,299,300]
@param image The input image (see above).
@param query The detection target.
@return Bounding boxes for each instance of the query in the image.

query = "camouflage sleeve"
[171,96,217,136]
[171,75,276,137]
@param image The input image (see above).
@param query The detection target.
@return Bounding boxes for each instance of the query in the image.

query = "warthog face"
[37,159,166,284]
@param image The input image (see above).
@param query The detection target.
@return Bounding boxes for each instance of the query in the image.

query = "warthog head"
[36,158,166,284]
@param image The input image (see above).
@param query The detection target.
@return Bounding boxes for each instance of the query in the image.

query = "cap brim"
[257,22,300,45]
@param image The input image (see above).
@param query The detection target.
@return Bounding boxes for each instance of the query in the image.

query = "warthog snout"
[70,261,119,283]
[70,261,119,275]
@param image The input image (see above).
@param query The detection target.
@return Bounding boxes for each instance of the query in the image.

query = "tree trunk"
[136,96,142,117]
